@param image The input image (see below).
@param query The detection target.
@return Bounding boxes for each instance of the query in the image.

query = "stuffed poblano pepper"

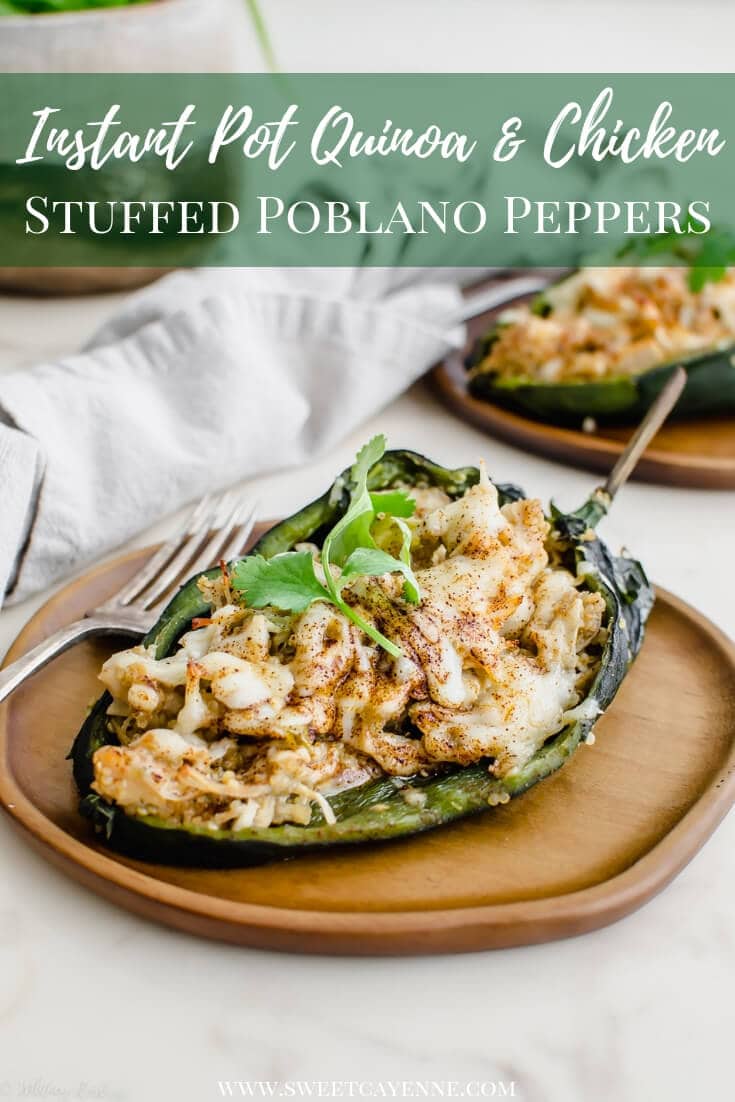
[71,436,653,867]
[467,266,735,426]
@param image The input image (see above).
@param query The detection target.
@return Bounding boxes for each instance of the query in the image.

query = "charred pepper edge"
[70,449,653,866]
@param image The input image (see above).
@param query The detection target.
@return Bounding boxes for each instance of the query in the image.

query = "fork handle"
[0,617,142,706]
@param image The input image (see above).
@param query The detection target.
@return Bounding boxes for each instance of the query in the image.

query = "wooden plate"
[1,536,734,955]
[430,295,735,489]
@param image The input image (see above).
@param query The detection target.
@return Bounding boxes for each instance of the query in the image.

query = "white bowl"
[0,0,254,293]
[0,0,251,72]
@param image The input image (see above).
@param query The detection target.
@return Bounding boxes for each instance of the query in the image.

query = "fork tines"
[102,491,257,615]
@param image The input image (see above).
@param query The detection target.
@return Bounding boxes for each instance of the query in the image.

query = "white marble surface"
[2,4,735,1098]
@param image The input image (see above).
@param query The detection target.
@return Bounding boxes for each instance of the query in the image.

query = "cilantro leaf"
[688,265,726,293]
[340,547,404,579]
[370,489,416,518]
[325,435,386,567]
[351,433,387,486]
[341,541,420,606]
[393,516,420,604]
[616,225,735,292]
[230,552,329,613]
[231,435,421,657]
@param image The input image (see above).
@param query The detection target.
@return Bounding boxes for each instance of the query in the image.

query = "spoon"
[602,366,687,500]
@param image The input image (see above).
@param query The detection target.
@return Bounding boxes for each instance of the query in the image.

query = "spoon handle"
[603,366,688,501]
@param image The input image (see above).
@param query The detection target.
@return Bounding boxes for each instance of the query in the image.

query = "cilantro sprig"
[616,224,735,292]
[231,435,420,657]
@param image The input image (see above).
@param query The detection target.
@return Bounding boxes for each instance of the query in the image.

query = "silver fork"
[0,490,257,706]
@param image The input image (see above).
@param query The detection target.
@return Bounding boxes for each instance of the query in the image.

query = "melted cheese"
[93,468,606,829]
[472,266,735,384]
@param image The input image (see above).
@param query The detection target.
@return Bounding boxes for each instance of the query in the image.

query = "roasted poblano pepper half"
[466,272,735,427]
[71,449,653,866]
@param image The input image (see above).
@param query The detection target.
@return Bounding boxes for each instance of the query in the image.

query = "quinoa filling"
[92,470,606,833]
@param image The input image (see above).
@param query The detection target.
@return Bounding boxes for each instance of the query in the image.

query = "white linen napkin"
[0,269,467,607]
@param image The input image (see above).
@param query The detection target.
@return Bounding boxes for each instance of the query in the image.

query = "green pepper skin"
[70,452,653,867]
[467,284,735,427]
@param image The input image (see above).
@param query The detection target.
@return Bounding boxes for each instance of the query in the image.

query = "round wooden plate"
[1,535,734,955]
[430,294,735,489]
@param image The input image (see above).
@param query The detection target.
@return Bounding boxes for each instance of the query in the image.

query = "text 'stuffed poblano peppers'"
[467,267,735,427]
[71,443,653,867]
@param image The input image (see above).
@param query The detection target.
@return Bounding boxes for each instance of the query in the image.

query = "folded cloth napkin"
[0,268,467,607]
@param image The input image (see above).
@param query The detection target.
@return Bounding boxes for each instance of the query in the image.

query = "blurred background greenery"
[0,0,153,11]
[0,0,277,71]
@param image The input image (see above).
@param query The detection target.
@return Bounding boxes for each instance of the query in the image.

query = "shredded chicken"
[470,266,735,384]
[93,471,606,832]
